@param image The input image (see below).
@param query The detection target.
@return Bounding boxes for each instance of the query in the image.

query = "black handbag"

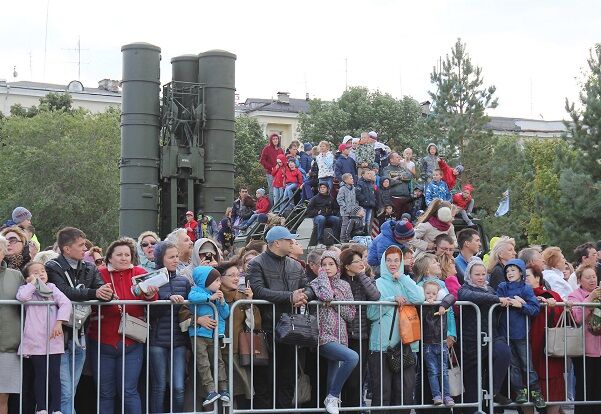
[275,308,319,348]
[385,306,416,373]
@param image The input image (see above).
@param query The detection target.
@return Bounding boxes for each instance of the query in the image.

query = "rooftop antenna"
[13,66,18,79]
[63,36,89,80]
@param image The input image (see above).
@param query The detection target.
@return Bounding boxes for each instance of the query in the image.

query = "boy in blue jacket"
[188,266,231,406]
[496,259,545,409]
[425,169,451,205]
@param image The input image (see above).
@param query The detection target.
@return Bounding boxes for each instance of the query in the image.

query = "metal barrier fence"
[488,301,601,414]
[2,298,598,414]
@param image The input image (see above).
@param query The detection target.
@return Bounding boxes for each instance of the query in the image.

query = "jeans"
[319,342,359,397]
[282,183,298,209]
[509,339,540,391]
[149,345,187,413]
[60,339,86,414]
[319,177,334,190]
[364,208,373,230]
[423,343,450,399]
[313,215,341,244]
[89,339,144,414]
[273,187,284,211]
[266,173,274,205]
[241,213,261,229]
[30,354,62,412]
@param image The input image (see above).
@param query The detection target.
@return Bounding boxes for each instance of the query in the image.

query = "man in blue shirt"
[454,228,481,284]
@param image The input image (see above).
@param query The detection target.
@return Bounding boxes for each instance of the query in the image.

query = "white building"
[0,79,121,115]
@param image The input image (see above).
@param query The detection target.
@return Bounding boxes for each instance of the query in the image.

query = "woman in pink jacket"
[568,264,601,414]
[17,261,72,414]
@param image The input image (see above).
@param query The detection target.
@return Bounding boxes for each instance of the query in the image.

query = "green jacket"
[0,262,24,353]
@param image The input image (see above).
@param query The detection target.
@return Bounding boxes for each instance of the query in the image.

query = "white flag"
[495,190,510,217]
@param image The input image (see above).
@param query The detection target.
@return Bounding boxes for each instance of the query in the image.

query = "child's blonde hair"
[319,140,331,150]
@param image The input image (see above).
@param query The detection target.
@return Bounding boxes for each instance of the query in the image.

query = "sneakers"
[444,396,455,406]
[515,388,529,404]
[324,394,341,414]
[203,391,220,406]
[493,394,512,406]
[433,396,443,405]
[531,390,546,409]
[219,390,231,403]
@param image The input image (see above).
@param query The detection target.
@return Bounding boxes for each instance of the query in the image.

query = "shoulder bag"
[275,307,318,348]
[48,260,92,330]
[545,308,583,357]
[110,272,149,343]
[385,306,416,373]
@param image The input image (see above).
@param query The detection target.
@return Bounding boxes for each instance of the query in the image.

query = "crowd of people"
[1,200,601,414]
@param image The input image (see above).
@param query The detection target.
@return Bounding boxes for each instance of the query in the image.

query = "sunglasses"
[141,241,157,248]
[7,237,22,245]
[94,258,105,266]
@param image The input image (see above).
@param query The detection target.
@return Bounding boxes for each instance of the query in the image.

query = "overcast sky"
[2,0,599,120]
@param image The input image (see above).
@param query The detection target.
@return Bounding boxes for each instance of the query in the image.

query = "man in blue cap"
[247,226,316,408]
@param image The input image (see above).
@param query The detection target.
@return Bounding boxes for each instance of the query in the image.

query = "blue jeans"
[363,208,373,229]
[319,177,334,190]
[273,187,284,211]
[282,183,298,208]
[241,213,263,229]
[509,339,540,391]
[266,173,274,205]
[60,338,86,414]
[313,215,341,244]
[149,345,186,413]
[89,339,144,414]
[423,343,450,399]
[319,341,359,397]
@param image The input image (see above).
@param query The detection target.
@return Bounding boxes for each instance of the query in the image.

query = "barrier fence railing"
[488,301,601,414]
[2,298,598,414]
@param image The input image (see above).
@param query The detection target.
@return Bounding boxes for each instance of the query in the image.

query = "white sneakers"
[324,394,341,414]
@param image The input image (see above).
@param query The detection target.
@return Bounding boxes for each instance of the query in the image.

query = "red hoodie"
[271,154,288,188]
[438,158,458,189]
[256,196,270,214]
[260,140,285,174]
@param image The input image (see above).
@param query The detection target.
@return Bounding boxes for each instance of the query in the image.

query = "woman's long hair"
[417,199,452,224]
[486,236,516,273]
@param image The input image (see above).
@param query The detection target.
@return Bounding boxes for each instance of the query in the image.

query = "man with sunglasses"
[46,227,114,414]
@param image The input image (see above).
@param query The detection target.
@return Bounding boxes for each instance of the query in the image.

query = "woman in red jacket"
[525,265,564,414]
[88,238,158,414]
[260,133,285,204]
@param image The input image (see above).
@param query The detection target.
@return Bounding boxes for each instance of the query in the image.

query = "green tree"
[39,92,73,112]
[0,108,120,247]
[299,86,427,150]
[234,116,265,192]
[428,38,498,157]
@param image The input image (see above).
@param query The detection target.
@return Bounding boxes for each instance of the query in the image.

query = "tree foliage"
[9,92,73,118]
[428,38,498,157]
[299,86,427,150]
[0,108,120,247]
[234,116,265,192]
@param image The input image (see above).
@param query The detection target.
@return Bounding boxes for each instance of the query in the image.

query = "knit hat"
[462,184,474,193]
[437,207,453,223]
[12,207,32,224]
[401,213,412,222]
[504,258,526,279]
[393,220,414,240]
[256,188,266,196]
[303,142,313,152]
[320,250,340,268]
[455,165,464,174]
[368,131,378,140]
[205,268,221,288]
[152,241,173,269]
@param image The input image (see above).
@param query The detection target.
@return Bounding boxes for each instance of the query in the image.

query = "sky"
[1,0,599,120]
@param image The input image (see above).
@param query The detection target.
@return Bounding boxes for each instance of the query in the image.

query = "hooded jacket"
[496,259,541,340]
[255,196,271,214]
[260,140,285,174]
[306,191,339,218]
[337,183,359,216]
[271,154,288,188]
[425,179,452,205]
[367,220,404,266]
[188,266,230,339]
[417,276,457,341]
[299,150,313,174]
[420,144,438,180]
[367,247,425,352]
[181,238,221,285]
[309,269,356,346]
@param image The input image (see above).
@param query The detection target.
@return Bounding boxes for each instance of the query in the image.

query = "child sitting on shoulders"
[17,261,72,414]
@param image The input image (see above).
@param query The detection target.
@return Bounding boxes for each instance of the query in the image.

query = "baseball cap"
[185,211,193,216]
[265,226,298,243]
[338,143,351,152]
